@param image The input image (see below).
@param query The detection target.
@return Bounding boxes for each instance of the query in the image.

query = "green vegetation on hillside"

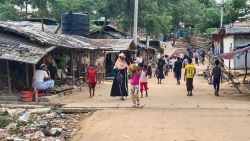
[0,0,248,36]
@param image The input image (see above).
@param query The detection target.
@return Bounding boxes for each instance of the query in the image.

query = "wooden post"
[6,61,11,92]
[104,50,106,82]
[71,50,74,85]
[218,59,250,94]
[26,63,29,87]
[243,51,248,82]
[33,65,38,102]
[207,57,242,94]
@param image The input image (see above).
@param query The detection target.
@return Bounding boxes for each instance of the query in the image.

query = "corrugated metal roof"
[225,24,250,34]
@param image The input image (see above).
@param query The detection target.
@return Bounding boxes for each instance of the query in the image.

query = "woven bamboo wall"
[0,60,8,90]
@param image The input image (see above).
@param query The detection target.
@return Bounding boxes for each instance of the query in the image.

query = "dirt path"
[51,64,250,110]
[50,61,250,141]
[72,109,250,141]
[164,42,185,56]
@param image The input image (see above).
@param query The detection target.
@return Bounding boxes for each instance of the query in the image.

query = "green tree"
[0,1,22,21]
[224,0,248,23]
[10,0,29,20]
[31,0,48,31]
[49,0,100,23]
[96,0,173,37]
[195,7,220,34]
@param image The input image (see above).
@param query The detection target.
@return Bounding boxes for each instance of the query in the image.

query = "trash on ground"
[0,108,92,141]
[18,112,31,122]
[121,134,130,138]
[7,109,25,116]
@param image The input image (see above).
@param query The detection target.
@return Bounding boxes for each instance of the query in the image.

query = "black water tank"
[61,12,89,37]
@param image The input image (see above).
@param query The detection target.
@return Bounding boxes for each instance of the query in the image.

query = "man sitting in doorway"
[34,64,54,94]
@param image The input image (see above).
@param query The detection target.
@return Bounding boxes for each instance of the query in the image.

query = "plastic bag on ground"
[18,112,31,122]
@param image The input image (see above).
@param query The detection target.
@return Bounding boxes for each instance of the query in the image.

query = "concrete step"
[0,96,20,101]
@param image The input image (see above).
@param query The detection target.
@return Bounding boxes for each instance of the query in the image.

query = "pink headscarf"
[114,53,128,70]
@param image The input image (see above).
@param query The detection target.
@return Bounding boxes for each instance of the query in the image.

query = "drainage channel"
[0,104,96,141]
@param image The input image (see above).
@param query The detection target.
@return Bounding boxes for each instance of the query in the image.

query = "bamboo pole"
[243,51,248,82]
[26,63,29,87]
[104,50,106,82]
[71,50,74,85]
[33,65,38,102]
[6,61,11,92]
[218,59,250,94]
[207,57,242,93]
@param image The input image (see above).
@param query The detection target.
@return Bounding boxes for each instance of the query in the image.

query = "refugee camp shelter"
[93,39,136,77]
[89,25,127,39]
[0,21,104,102]
[212,22,250,69]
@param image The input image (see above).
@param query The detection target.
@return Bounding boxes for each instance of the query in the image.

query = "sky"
[216,0,228,3]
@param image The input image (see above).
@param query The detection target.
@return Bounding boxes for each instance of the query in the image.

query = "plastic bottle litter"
[18,112,31,122]
[14,137,29,141]
[51,128,62,136]
[30,120,48,128]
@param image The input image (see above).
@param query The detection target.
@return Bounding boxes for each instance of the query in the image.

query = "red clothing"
[88,69,97,83]
[140,82,148,92]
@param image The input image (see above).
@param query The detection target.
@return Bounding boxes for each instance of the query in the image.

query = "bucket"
[20,90,34,102]
[38,90,44,97]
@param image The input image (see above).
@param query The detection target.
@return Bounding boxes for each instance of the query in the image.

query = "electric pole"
[220,0,224,28]
[133,0,138,42]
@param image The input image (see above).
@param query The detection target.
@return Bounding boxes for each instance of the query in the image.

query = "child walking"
[140,65,148,98]
[87,65,97,98]
[154,64,158,77]
[130,66,141,107]
[211,60,221,96]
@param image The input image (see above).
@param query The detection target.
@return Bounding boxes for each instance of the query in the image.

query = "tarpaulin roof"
[217,46,250,59]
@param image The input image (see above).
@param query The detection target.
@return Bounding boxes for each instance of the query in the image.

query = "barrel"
[20,90,34,102]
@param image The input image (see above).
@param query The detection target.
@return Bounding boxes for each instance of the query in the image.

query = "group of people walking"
[110,53,148,107]
[34,48,222,107]
[108,50,222,107]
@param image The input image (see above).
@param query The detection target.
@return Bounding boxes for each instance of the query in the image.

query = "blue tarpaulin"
[216,46,250,59]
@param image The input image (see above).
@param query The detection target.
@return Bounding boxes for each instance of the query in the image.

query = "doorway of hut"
[105,52,117,79]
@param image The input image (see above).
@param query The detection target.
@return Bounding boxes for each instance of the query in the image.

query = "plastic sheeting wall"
[223,35,234,69]
[234,35,250,69]
[223,35,250,69]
